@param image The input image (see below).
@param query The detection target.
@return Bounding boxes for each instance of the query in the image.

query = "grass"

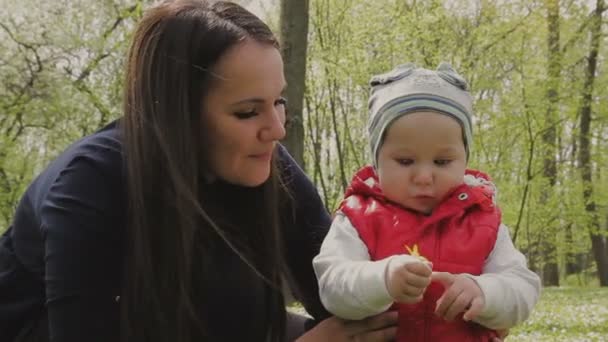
[509,287,608,341]
[290,287,608,341]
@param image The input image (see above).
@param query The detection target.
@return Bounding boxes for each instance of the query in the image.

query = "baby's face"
[376,111,467,214]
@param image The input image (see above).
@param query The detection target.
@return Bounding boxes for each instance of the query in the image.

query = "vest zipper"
[427,223,442,341]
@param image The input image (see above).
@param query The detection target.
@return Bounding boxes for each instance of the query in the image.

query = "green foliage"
[304,0,608,284]
[0,0,144,229]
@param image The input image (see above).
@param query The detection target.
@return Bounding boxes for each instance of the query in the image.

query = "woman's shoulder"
[275,144,330,223]
[4,121,126,281]
[276,144,310,193]
[62,120,123,173]
[50,120,122,177]
[25,120,124,215]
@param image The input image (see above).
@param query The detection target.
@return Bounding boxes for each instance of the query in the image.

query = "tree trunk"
[328,77,348,192]
[578,0,608,286]
[540,0,560,286]
[305,93,330,211]
[279,0,310,167]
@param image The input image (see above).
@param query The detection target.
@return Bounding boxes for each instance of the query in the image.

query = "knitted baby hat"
[367,62,473,167]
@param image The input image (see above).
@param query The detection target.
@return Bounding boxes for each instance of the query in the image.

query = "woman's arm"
[276,147,399,341]
[41,154,123,342]
[276,145,331,321]
[296,311,398,342]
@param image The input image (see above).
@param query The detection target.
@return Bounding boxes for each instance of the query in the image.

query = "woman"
[0,1,397,341]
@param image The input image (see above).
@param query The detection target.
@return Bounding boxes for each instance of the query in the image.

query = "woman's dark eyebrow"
[232,98,265,105]
[231,84,288,106]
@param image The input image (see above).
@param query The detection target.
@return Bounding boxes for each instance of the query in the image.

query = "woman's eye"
[234,110,257,119]
[275,97,287,107]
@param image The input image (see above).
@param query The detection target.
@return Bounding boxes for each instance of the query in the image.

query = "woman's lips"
[250,152,273,161]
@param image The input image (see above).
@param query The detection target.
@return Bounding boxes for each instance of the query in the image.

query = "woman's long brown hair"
[121,1,286,341]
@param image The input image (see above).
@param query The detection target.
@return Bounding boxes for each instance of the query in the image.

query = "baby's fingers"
[431,271,455,288]
[443,291,471,321]
[405,261,432,277]
[463,296,484,322]
[404,271,432,289]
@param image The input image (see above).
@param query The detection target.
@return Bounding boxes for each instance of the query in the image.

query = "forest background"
[1,0,607,340]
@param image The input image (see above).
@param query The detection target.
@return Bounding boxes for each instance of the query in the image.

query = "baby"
[313,63,540,341]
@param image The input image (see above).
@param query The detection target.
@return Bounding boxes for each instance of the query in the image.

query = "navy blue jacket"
[0,120,331,341]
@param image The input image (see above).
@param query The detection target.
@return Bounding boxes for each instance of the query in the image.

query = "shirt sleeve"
[313,212,422,320]
[41,155,122,342]
[467,223,541,329]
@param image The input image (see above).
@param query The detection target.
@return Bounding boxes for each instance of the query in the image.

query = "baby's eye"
[396,159,413,166]
[435,159,451,166]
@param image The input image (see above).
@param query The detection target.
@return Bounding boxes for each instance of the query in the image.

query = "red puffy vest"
[339,166,500,342]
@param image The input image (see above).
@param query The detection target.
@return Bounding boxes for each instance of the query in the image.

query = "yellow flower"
[405,244,428,262]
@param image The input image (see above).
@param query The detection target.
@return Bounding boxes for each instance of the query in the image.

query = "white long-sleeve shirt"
[313,212,541,330]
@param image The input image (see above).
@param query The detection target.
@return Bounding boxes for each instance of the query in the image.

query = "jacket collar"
[344,165,497,224]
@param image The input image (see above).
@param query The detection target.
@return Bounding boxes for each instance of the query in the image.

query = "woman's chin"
[233,169,271,187]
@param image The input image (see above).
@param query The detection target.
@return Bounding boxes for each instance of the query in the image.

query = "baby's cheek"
[447,175,465,190]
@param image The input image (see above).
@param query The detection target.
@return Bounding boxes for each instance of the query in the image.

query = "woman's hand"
[492,329,509,341]
[296,311,398,342]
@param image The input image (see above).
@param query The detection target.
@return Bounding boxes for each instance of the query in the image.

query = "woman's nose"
[259,107,286,142]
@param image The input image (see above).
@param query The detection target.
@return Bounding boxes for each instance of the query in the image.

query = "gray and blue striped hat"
[367,62,473,168]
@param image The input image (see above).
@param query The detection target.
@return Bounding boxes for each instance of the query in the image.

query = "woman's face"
[201,39,286,187]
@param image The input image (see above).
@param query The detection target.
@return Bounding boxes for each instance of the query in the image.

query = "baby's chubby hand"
[431,272,485,322]
[386,260,432,304]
